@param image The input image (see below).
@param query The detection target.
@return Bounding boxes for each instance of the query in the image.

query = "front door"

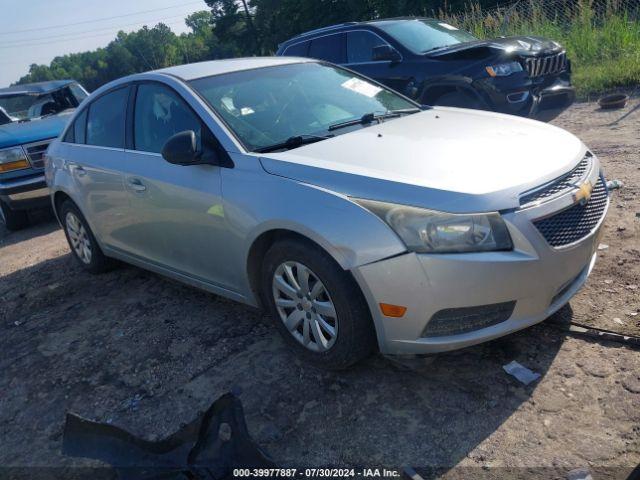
[115,82,234,291]
[344,30,410,94]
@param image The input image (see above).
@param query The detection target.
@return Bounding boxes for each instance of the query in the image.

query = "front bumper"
[476,73,575,122]
[352,158,607,355]
[0,173,50,210]
[530,84,576,121]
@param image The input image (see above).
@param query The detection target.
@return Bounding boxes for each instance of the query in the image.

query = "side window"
[283,41,310,56]
[308,33,346,64]
[133,83,202,154]
[347,31,390,63]
[73,109,87,144]
[62,108,87,144]
[63,125,74,143]
[86,87,128,148]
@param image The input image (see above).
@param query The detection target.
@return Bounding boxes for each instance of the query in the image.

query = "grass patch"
[441,0,640,98]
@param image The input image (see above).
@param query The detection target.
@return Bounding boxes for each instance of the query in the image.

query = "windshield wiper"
[254,134,333,153]
[422,45,452,54]
[328,109,421,132]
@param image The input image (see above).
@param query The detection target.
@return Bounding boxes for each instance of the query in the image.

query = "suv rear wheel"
[0,199,29,231]
[261,238,376,370]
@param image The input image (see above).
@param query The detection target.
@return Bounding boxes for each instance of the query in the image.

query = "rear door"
[61,86,131,249]
[308,33,346,64]
[115,81,234,290]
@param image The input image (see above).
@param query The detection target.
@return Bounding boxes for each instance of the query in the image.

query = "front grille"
[524,51,567,78]
[533,177,608,247]
[422,301,516,337]
[24,139,52,169]
[520,152,592,206]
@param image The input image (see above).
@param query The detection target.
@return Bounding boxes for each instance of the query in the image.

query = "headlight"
[0,146,29,173]
[354,198,513,253]
[486,61,523,77]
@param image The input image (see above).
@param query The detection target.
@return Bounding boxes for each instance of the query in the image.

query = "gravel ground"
[1,97,639,479]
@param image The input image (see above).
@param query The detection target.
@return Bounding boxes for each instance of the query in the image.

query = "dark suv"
[276,18,575,121]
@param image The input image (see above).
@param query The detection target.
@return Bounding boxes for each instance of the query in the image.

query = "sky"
[0,0,209,86]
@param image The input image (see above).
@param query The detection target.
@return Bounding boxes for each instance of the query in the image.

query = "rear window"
[308,33,346,64]
[86,87,128,148]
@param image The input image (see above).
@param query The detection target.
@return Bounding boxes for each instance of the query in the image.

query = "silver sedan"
[46,57,609,369]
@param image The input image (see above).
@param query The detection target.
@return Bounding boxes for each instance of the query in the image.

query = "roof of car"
[0,80,76,96]
[279,17,438,46]
[365,17,437,25]
[155,57,312,81]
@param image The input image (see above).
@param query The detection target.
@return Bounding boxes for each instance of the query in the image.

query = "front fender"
[420,75,491,108]
[220,163,407,301]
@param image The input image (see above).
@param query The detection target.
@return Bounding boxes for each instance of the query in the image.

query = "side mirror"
[162,129,233,168]
[372,45,401,63]
[161,130,201,165]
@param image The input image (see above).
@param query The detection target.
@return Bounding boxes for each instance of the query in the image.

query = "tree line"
[16,0,507,90]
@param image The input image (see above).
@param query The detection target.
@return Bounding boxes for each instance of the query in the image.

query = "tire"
[59,200,114,273]
[0,199,29,231]
[261,238,376,370]
[433,91,483,109]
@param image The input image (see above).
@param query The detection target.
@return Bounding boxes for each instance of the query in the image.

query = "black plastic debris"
[62,393,277,480]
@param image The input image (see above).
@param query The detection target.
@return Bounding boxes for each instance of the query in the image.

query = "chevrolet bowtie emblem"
[573,181,593,205]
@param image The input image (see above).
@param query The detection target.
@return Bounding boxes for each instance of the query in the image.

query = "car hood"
[259,108,585,213]
[427,35,563,58]
[0,110,73,149]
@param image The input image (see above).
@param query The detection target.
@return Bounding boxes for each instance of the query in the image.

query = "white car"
[46,58,609,369]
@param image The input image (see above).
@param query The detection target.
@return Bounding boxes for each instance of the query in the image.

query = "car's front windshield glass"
[375,19,477,54]
[189,62,418,152]
[0,84,86,122]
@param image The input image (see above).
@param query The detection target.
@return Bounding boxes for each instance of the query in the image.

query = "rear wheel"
[433,91,483,109]
[261,238,376,370]
[60,200,114,273]
[0,199,29,231]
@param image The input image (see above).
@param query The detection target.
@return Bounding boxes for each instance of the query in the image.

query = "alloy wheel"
[272,261,338,352]
[65,212,92,264]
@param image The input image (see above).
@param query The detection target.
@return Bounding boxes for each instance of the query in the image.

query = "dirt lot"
[1,98,639,479]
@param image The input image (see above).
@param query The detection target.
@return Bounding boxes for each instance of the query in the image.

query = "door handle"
[127,178,147,192]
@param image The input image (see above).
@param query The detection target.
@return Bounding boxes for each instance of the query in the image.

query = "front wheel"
[433,91,483,110]
[261,238,376,370]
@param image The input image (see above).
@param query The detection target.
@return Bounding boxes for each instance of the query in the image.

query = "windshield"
[0,83,87,123]
[375,19,477,54]
[189,62,417,152]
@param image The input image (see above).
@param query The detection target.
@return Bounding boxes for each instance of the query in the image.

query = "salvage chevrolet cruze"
[46,58,609,369]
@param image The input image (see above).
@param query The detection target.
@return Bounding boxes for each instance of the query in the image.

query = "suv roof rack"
[287,22,359,42]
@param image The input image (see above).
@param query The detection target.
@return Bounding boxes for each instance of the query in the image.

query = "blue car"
[0,80,88,230]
